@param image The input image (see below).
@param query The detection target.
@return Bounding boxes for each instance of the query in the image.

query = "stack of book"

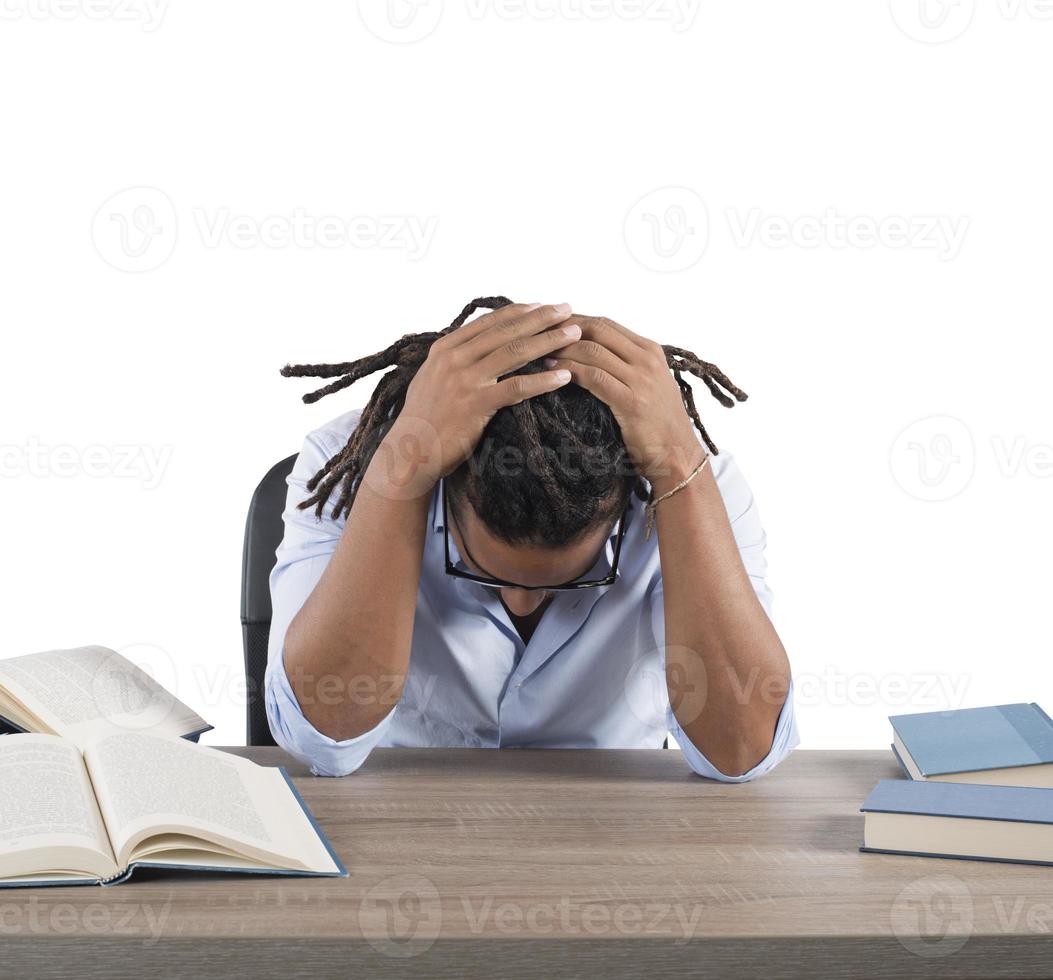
[860,703,1053,866]
[0,645,347,888]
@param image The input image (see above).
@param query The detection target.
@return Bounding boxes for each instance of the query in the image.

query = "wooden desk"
[4,748,1053,979]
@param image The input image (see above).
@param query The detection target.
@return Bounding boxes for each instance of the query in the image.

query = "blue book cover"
[861,778,1053,825]
[0,720,211,745]
[860,779,1053,867]
[889,703,1053,776]
[0,717,211,742]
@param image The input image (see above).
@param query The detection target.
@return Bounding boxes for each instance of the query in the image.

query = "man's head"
[449,367,637,545]
[281,296,745,614]
[442,366,635,613]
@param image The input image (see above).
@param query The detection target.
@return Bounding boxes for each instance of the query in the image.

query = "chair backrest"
[240,454,297,746]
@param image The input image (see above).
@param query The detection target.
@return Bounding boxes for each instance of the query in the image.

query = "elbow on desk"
[699,743,772,780]
[676,719,798,783]
[676,677,799,782]
[267,703,389,778]
[265,659,394,777]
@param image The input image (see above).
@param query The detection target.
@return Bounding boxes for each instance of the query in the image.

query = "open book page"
[0,646,210,747]
[83,732,340,875]
[0,734,118,882]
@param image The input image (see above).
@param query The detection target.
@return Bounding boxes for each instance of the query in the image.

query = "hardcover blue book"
[0,646,214,744]
[889,703,1053,787]
[860,778,1053,866]
[0,732,347,888]
[0,717,210,742]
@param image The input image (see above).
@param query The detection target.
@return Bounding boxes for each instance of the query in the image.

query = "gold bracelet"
[644,453,711,540]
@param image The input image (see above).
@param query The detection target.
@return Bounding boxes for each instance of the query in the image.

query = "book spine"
[860,845,1053,869]
[1032,703,1053,731]
[1001,703,1053,761]
[889,743,913,779]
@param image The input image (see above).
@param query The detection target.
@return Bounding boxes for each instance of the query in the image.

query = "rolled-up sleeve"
[264,418,395,776]
[651,452,799,782]
[668,677,799,782]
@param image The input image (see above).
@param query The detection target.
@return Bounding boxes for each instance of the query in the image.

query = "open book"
[0,732,345,887]
[0,646,211,744]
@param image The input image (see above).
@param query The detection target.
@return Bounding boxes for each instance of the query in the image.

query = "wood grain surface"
[4,747,1053,979]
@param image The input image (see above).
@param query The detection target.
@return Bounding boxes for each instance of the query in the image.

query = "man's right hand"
[282,302,579,746]
[366,302,580,497]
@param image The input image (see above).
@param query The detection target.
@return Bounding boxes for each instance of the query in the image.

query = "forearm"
[654,453,791,776]
[281,304,579,743]
[283,435,432,741]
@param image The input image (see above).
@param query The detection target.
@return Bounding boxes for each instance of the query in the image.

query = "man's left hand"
[545,315,704,493]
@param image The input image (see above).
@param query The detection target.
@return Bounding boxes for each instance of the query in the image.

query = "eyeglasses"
[442,480,628,592]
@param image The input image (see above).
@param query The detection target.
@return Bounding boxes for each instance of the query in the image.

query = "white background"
[1,0,1050,748]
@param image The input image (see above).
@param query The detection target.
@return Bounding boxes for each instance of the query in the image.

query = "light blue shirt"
[266,409,798,778]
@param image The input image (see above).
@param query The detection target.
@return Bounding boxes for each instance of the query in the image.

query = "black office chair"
[240,454,298,746]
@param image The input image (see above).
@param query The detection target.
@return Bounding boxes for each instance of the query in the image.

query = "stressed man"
[266,297,797,778]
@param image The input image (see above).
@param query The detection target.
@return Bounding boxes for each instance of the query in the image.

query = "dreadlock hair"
[281,297,747,547]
